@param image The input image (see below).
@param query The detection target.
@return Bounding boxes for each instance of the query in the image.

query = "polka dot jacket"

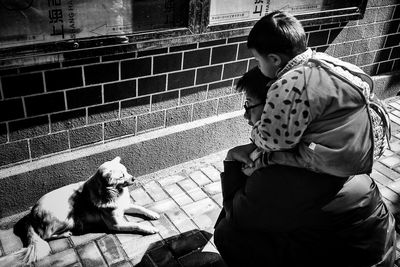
[251,49,374,177]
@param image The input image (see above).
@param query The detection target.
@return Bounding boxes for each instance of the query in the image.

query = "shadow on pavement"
[136,229,227,267]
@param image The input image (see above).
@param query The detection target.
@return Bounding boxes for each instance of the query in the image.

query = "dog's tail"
[0,223,51,266]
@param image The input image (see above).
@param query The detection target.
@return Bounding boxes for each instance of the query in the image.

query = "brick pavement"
[2,97,400,266]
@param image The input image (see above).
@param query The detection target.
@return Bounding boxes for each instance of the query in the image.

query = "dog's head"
[97,156,135,190]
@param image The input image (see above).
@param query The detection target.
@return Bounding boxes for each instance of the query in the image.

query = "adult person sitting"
[214,11,396,267]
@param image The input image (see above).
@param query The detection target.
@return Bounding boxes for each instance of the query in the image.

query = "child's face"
[251,49,280,78]
[244,94,264,126]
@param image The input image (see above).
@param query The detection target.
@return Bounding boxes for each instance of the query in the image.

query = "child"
[237,10,380,177]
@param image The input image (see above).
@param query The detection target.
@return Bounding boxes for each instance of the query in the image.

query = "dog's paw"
[147,211,160,220]
[139,225,159,234]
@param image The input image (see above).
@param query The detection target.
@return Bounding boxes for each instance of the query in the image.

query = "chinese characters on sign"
[209,0,364,25]
[48,0,64,38]
[0,0,187,48]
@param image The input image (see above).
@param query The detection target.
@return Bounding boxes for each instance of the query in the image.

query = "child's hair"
[235,67,271,100]
[247,10,307,59]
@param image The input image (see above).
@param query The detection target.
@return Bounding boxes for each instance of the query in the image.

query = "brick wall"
[0,0,399,168]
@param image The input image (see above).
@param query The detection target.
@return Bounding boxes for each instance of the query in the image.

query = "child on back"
[235,10,381,178]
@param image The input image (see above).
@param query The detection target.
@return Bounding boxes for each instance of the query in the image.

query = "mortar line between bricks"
[105,234,133,267]
[141,184,158,203]
[156,176,204,232]
[156,175,194,204]
[0,237,5,258]
[73,243,85,267]
[153,177,198,234]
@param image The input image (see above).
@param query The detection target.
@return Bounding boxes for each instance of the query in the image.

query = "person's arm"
[251,67,312,152]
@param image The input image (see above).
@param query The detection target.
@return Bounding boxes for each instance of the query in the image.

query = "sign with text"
[0,0,187,48]
[209,0,365,25]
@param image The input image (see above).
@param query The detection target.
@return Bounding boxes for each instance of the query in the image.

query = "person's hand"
[242,156,266,176]
[225,143,257,167]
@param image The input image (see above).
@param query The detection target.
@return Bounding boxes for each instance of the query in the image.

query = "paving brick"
[115,226,149,245]
[147,244,180,267]
[164,208,197,234]
[158,174,187,187]
[149,215,179,239]
[35,248,80,267]
[373,162,400,180]
[178,179,208,201]
[77,241,107,267]
[178,250,223,267]
[389,141,400,153]
[212,161,224,172]
[383,149,395,157]
[390,102,400,110]
[388,179,400,195]
[181,198,220,231]
[168,230,208,257]
[380,156,400,168]
[70,233,106,247]
[379,187,400,203]
[189,170,212,186]
[134,254,157,267]
[145,198,179,214]
[370,170,395,186]
[389,113,400,125]
[201,166,221,182]
[143,181,169,202]
[0,229,23,254]
[203,182,222,196]
[120,233,162,265]
[97,235,126,265]
[48,238,71,254]
[211,193,223,208]
[130,187,154,206]
[164,183,193,206]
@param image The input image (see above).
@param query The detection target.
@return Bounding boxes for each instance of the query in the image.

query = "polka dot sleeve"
[251,67,311,151]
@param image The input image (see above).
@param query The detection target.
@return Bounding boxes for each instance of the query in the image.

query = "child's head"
[236,67,271,126]
[247,11,307,78]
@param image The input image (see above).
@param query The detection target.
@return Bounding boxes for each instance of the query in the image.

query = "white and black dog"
[0,157,159,266]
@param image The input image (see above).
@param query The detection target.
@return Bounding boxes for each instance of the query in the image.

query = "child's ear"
[267,53,283,67]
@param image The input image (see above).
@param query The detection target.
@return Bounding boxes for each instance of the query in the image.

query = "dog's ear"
[112,156,121,163]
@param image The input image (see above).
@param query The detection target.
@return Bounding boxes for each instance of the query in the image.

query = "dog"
[0,156,160,266]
